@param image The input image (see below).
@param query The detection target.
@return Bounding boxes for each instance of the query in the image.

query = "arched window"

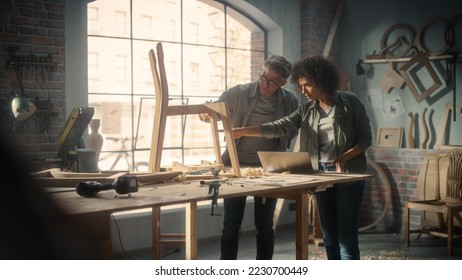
[87,0,266,171]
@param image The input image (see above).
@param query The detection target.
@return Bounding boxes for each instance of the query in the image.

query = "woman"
[232,55,372,260]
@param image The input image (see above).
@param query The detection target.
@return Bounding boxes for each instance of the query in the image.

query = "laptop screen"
[257,151,314,174]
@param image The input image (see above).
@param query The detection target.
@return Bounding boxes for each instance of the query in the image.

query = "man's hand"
[199,112,211,123]
[198,100,212,123]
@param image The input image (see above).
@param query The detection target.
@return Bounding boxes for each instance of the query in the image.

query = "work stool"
[405,150,462,255]
[148,42,241,259]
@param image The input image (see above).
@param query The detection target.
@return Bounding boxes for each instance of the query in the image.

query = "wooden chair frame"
[147,42,240,176]
[147,42,241,259]
[405,152,462,255]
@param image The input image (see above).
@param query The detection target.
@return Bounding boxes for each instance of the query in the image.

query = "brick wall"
[0,0,66,171]
[300,0,340,62]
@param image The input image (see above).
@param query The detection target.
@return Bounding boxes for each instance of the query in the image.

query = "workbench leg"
[310,196,324,246]
[405,203,410,247]
[78,213,113,259]
[185,202,198,260]
[448,207,453,255]
[152,206,161,259]
[295,192,310,260]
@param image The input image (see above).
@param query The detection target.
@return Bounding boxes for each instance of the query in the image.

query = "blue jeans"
[315,180,365,260]
[220,196,277,260]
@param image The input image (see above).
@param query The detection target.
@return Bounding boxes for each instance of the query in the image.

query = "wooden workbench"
[48,172,372,260]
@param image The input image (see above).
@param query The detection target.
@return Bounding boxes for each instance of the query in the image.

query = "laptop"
[257,151,314,174]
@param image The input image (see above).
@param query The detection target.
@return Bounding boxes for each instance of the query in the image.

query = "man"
[201,55,300,259]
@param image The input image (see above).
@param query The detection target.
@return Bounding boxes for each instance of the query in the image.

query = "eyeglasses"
[259,72,283,87]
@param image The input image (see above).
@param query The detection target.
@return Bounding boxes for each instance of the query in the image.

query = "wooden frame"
[377,127,403,148]
[147,42,240,177]
[437,103,462,149]
[399,51,442,103]
[147,42,241,256]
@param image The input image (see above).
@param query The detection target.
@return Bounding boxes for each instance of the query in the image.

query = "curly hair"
[290,55,340,94]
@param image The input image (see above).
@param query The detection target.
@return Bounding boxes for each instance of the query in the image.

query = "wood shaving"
[241,167,266,177]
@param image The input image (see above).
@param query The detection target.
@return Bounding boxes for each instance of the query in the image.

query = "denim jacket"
[260,91,372,173]
[218,81,300,164]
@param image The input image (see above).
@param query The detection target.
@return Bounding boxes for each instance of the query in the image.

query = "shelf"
[363,53,462,64]
[8,61,56,69]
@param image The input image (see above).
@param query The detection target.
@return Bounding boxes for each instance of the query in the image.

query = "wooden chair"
[405,150,462,255]
[147,42,241,259]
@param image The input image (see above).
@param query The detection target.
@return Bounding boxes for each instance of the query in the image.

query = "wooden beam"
[323,0,344,58]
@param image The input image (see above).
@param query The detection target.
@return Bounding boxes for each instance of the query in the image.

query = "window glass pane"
[132,0,181,41]
[133,95,155,151]
[250,50,266,80]
[183,148,221,165]
[132,41,182,95]
[133,150,150,172]
[226,48,254,86]
[89,95,134,171]
[182,97,225,148]
[161,149,183,167]
[88,0,266,169]
[88,0,130,38]
[183,0,225,46]
[182,45,225,97]
[133,41,182,96]
[154,42,182,96]
[226,7,264,51]
[88,37,131,94]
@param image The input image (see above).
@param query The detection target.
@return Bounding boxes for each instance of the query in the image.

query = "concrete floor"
[118,224,462,260]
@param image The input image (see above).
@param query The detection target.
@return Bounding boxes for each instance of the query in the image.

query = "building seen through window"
[87,0,265,171]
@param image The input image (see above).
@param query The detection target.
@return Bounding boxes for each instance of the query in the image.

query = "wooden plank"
[323,0,344,58]
[185,202,198,260]
[421,108,429,149]
[152,206,161,259]
[148,47,167,172]
[167,104,210,115]
[148,43,240,176]
[408,113,414,148]
[295,192,310,260]
[436,103,462,148]
[33,171,182,188]
[204,102,241,177]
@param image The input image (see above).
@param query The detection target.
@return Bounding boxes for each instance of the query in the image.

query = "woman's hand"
[332,145,361,172]
[232,126,262,139]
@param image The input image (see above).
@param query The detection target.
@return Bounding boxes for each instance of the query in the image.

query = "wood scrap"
[437,103,462,148]
[408,112,414,148]
[32,170,182,188]
[421,108,429,149]
[380,62,404,93]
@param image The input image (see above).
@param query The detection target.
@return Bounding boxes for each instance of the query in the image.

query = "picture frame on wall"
[377,127,403,148]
